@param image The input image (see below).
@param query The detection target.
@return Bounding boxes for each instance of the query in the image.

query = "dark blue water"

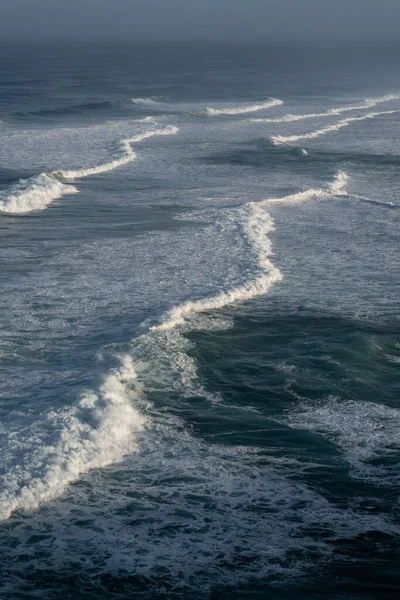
[0,43,399,599]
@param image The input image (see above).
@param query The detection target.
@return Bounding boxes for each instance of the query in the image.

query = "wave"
[152,205,282,332]
[0,181,284,519]
[4,407,396,595]
[131,97,160,105]
[205,97,283,116]
[0,173,78,214]
[252,93,400,124]
[56,125,179,180]
[0,356,146,522]
[1,125,179,214]
[13,101,118,120]
[271,109,400,145]
[0,171,361,521]
[263,171,348,205]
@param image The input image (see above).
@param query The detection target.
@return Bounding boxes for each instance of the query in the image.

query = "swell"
[252,93,400,123]
[12,100,118,119]
[131,97,161,105]
[0,125,179,214]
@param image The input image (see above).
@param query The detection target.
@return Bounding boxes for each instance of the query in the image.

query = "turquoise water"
[0,43,399,599]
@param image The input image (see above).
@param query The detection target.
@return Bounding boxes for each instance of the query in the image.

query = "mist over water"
[0,42,399,599]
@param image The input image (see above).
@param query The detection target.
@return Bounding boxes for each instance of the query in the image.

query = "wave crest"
[1,125,179,214]
[253,93,400,124]
[0,173,78,214]
[206,98,283,116]
[0,356,146,522]
[271,110,400,145]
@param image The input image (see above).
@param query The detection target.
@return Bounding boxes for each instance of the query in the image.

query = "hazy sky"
[0,0,399,42]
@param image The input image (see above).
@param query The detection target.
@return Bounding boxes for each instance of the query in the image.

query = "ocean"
[0,42,399,599]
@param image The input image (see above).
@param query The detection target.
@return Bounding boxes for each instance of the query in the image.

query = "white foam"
[3,406,399,596]
[1,125,179,213]
[329,170,349,196]
[131,97,158,105]
[252,93,400,123]
[58,126,179,180]
[206,97,283,116]
[152,204,282,331]
[264,171,348,204]
[0,355,146,522]
[271,110,400,145]
[287,397,400,485]
[0,173,78,214]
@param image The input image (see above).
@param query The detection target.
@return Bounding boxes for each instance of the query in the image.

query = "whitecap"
[271,109,400,145]
[206,97,283,116]
[0,356,146,522]
[252,93,400,124]
[0,173,78,214]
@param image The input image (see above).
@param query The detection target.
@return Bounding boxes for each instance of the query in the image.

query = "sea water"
[0,42,399,599]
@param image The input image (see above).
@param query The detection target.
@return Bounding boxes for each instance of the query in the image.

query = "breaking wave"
[0,171,285,520]
[252,93,400,123]
[0,125,179,214]
[0,356,146,522]
[131,97,160,105]
[264,171,348,204]
[271,110,400,145]
[0,173,78,214]
[205,97,283,116]
[58,126,178,180]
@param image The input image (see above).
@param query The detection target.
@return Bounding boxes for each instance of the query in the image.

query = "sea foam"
[57,126,179,180]
[271,110,400,145]
[252,93,400,123]
[263,171,348,204]
[0,125,179,214]
[0,173,78,214]
[206,97,283,116]
[151,205,282,331]
[0,356,146,522]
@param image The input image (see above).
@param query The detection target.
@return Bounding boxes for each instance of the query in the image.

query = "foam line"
[152,206,283,331]
[0,172,348,520]
[271,110,400,145]
[252,93,400,124]
[150,171,347,331]
[206,98,283,116]
[263,171,348,204]
[58,126,179,180]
